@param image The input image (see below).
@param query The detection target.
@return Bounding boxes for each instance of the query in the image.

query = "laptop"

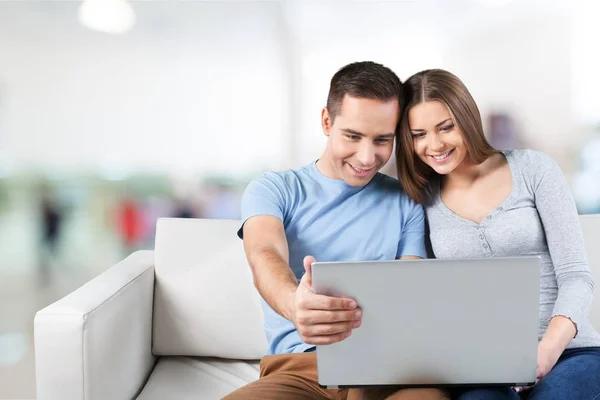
[311,256,541,389]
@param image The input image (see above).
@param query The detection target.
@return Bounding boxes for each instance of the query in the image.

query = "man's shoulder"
[247,163,313,194]
[370,173,414,201]
[372,172,400,188]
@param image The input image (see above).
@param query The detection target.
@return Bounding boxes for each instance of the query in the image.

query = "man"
[225,62,448,400]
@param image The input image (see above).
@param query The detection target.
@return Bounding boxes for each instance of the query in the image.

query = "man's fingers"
[303,255,316,271]
[301,255,316,287]
[296,309,361,325]
[299,293,357,311]
[303,321,360,336]
[302,331,352,346]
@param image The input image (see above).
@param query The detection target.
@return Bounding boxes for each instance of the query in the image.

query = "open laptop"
[311,256,541,389]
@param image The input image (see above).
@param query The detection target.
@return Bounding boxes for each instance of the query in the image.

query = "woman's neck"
[442,155,496,190]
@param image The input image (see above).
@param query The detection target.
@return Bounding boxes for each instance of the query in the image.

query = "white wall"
[571,0,600,126]
[0,0,596,178]
[443,8,574,158]
[0,2,290,178]
[279,0,582,166]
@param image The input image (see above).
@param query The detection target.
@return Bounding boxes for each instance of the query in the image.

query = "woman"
[395,69,600,400]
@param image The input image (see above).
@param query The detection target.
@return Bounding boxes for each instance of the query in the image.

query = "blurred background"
[0,0,599,398]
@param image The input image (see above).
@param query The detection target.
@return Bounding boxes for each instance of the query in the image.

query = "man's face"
[319,95,399,187]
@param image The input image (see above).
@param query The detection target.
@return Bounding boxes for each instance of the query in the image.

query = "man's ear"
[321,107,332,137]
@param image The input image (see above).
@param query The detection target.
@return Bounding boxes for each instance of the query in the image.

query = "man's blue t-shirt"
[239,161,426,354]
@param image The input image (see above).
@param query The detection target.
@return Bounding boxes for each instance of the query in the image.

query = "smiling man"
[225,62,448,400]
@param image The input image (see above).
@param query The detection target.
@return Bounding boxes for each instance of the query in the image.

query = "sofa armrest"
[34,251,157,400]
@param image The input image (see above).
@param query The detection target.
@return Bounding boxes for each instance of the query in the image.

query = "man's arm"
[242,215,297,321]
[242,215,360,345]
[396,198,427,259]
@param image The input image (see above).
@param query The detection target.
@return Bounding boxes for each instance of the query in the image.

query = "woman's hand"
[536,340,562,380]
[514,341,563,393]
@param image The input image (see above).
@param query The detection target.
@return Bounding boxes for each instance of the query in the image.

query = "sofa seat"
[137,357,260,399]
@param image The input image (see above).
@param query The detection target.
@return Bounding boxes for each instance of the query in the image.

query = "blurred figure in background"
[201,182,242,220]
[171,197,196,219]
[115,195,144,257]
[38,186,64,286]
[487,111,526,150]
[140,195,174,248]
[573,126,600,214]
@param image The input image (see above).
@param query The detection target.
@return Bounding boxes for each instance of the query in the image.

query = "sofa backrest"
[153,218,267,359]
[580,214,600,330]
[152,215,600,359]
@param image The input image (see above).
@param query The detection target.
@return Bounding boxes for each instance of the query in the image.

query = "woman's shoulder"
[503,148,555,163]
[503,149,560,172]
[503,149,566,193]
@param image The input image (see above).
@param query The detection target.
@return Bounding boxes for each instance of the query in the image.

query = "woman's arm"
[537,316,577,378]
[529,150,594,374]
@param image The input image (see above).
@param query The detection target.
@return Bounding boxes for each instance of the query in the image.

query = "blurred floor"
[0,197,127,399]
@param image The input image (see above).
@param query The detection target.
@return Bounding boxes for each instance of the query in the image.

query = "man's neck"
[315,155,337,180]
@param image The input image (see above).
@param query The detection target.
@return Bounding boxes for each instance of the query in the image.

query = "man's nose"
[356,142,376,166]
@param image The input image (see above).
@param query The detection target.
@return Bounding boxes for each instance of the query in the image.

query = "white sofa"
[34,215,600,400]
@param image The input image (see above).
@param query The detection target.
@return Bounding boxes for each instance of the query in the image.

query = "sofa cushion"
[151,216,600,360]
[580,215,600,330]
[153,218,268,359]
[136,357,259,399]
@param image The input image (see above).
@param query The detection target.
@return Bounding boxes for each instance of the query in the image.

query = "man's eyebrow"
[341,128,365,136]
[411,118,452,132]
[341,129,395,138]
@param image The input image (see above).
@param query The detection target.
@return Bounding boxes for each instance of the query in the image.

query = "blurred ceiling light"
[476,0,513,7]
[78,0,136,35]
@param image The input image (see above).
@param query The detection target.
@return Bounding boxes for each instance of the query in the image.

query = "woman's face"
[408,100,468,176]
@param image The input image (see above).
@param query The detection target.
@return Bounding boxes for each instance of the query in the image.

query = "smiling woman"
[396,69,497,203]
[395,69,600,400]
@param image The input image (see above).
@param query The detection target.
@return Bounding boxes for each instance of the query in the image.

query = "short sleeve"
[396,199,427,258]
[237,172,289,239]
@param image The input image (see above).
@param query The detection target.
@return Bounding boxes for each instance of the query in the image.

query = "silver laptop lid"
[312,256,541,388]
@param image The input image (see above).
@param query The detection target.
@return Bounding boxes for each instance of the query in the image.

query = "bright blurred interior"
[1,0,599,397]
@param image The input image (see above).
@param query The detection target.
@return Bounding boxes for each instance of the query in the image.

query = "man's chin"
[343,173,375,187]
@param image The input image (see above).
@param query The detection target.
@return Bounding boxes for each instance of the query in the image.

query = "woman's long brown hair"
[396,69,497,203]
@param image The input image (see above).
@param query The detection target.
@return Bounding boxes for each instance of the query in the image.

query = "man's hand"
[290,256,362,345]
